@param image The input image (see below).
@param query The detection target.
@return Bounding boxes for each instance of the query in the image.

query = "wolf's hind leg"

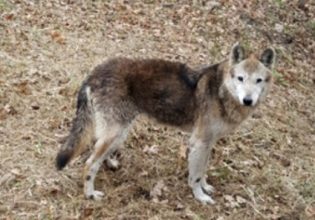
[104,127,129,170]
[83,122,128,200]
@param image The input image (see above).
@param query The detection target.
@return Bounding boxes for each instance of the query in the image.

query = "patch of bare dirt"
[0,0,314,219]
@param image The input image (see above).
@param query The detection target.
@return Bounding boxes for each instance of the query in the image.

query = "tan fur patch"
[265,74,272,82]
[243,55,259,73]
[94,136,117,159]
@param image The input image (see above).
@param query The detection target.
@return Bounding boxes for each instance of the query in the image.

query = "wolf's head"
[224,43,276,107]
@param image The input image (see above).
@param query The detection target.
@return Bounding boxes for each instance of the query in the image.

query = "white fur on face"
[225,61,271,106]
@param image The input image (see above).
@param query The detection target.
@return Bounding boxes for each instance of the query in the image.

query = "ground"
[0,0,315,219]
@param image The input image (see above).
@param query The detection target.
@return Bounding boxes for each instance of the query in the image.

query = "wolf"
[55,43,275,204]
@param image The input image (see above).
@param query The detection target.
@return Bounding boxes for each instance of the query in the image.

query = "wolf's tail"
[56,81,93,170]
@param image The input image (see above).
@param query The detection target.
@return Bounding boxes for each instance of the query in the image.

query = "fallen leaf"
[31,103,40,110]
[305,203,315,217]
[224,195,240,208]
[139,170,148,177]
[271,153,291,167]
[0,173,14,186]
[14,81,32,95]
[143,145,159,154]
[174,202,185,211]
[275,23,284,33]
[4,13,14,20]
[4,104,17,115]
[150,180,167,202]
[11,168,21,176]
[178,144,187,160]
[50,31,66,44]
[236,195,247,206]
[50,186,61,196]
[83,207,94,217]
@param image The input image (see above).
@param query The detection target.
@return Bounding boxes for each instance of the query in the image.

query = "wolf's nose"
[243,98,253,106]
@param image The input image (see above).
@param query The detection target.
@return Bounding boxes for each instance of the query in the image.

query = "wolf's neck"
[218,85,253,124]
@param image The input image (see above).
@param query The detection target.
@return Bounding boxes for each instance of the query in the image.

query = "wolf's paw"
[105,157,120,170]
[192,185,215,205]
[105,150,122,170]
[86,190,104,201]
[201,178,215,194]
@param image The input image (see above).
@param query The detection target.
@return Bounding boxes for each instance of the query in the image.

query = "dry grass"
[1,0,315,219]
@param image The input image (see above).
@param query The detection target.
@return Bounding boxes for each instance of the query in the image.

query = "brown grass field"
[1,0,315,219]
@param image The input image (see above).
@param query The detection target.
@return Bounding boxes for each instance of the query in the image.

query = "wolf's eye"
[237,76,244,82]
[256,78,263,83]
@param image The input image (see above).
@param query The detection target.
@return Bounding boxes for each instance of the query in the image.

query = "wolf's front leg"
[188,137,215,204]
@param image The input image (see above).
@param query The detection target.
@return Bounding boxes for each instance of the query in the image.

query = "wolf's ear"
[260,48,276,69]
[230,42,245,65]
